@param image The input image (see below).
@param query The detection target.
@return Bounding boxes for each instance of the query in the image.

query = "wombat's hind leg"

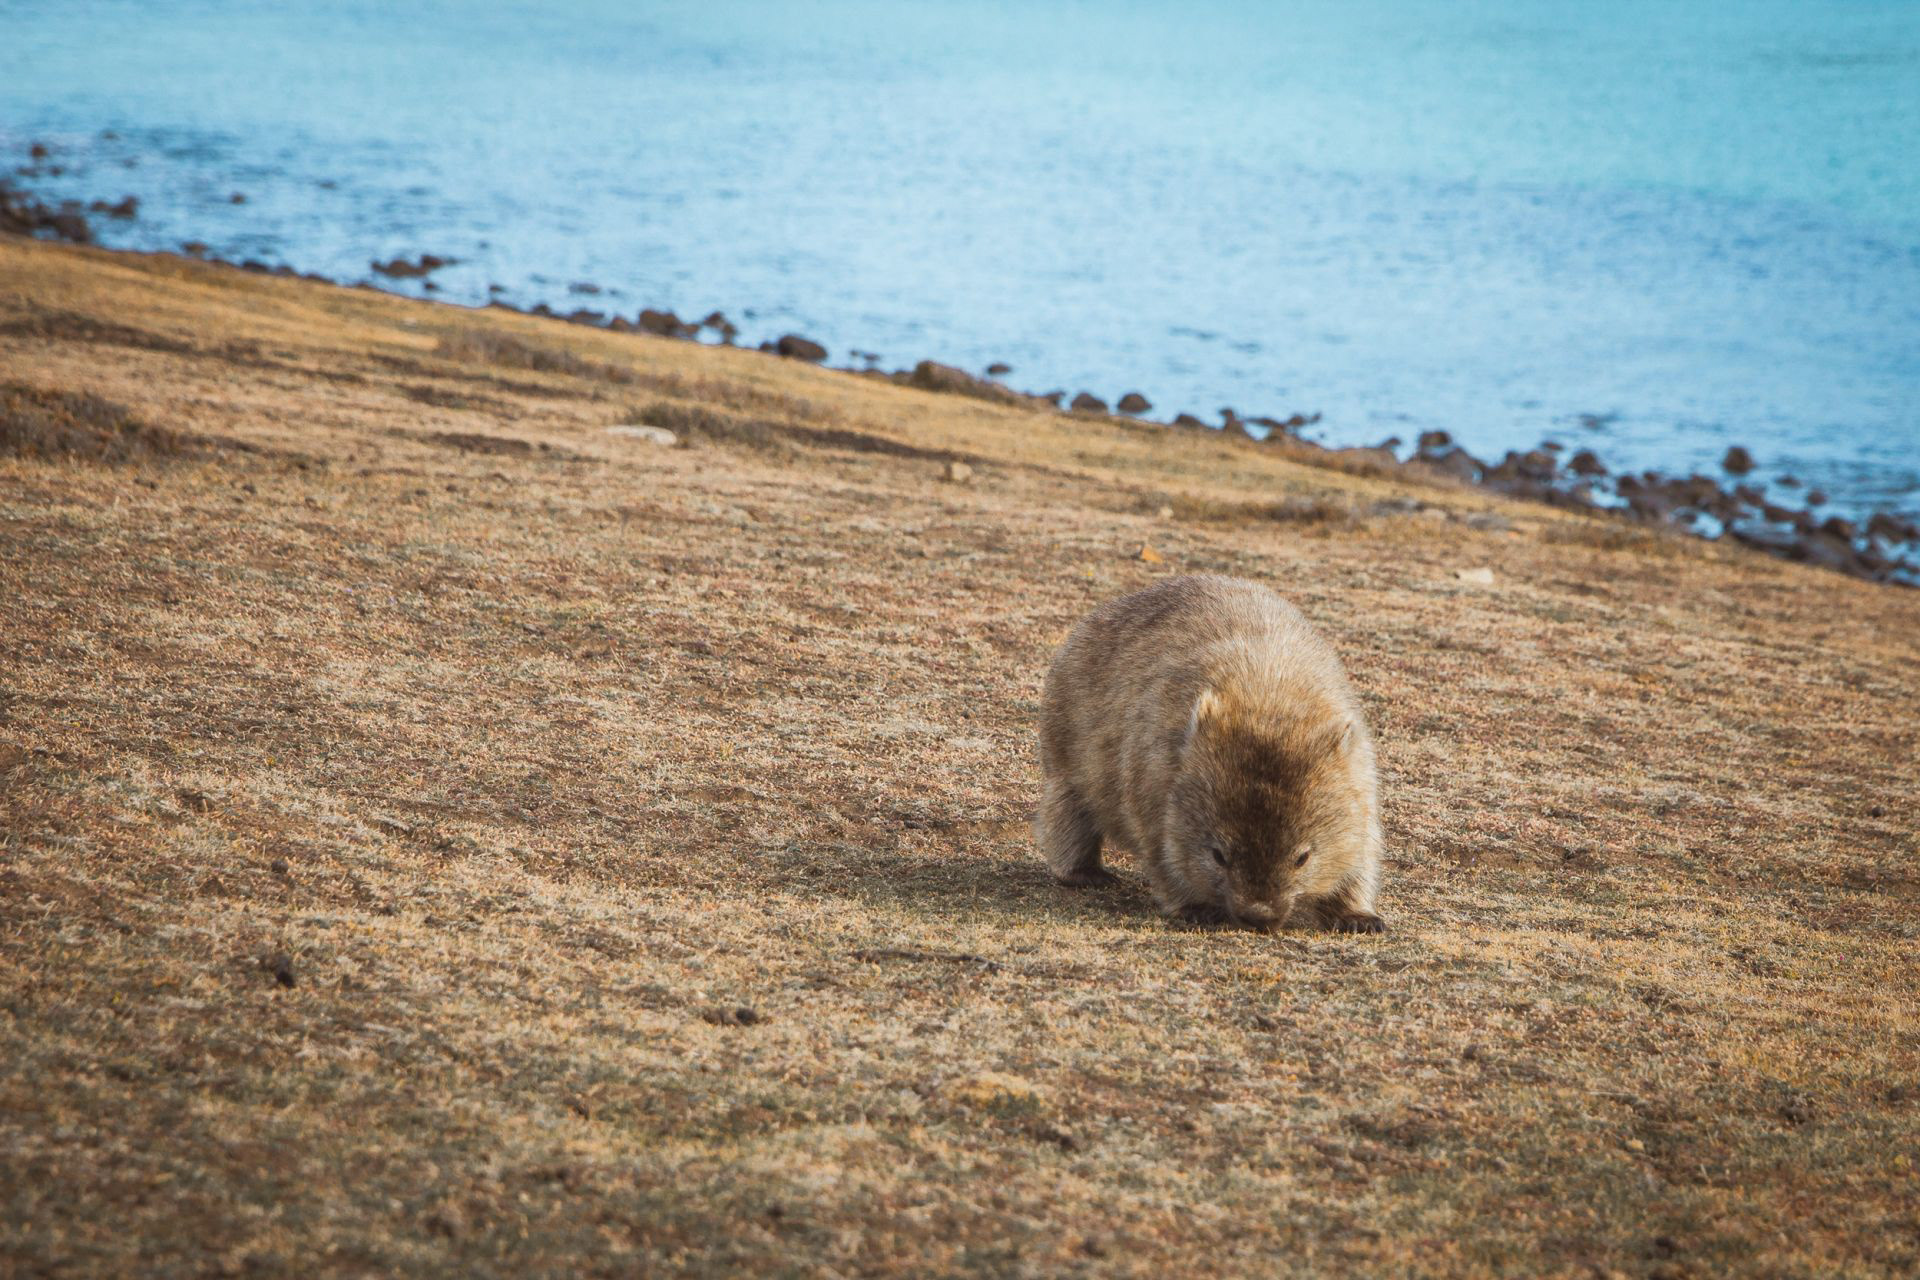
[1037,778,1112,886]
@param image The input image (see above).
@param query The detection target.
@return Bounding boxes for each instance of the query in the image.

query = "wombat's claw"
[1056,866,1118,888]
[1333,912,1387,935]
[1174,903,1230,927]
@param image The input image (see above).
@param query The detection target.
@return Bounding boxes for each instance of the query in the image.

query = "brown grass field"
[1,236,1916,1278]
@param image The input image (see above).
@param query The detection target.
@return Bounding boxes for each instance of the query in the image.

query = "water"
[6,0,1918,524]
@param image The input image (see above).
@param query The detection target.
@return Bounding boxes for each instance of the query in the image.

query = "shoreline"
[5,166,1915,587]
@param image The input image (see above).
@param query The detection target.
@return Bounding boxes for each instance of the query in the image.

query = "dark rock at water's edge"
[1219,395,1914,583]
[638,308,695,338]
[1868,512,1920,545]
[88,195,139,220]
[1568,449,1606,477]
[903,360,1027,406]
[985,362,1012,377]
[1735,521,1888,578]
[1556,467,1915,582]
[1405,432,1484,484]
[1723,445,1755,475]
[1249,412,1321,435]
[229,259,330,284]
[1117,392,1152,414]
[0,181,92,243]
[1483,448,1560,499]
[1414,447,1484,485]
[1757,499,1808,529]
[1070,392,1109,414]
[595,308,737,343]
[372,253,456,279]
[775,334,827,362]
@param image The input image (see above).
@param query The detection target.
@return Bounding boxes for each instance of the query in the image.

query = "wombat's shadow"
[787,834,1397,939]
[781,834,1184,932]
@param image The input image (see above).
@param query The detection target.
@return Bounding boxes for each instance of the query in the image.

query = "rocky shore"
[6,144,1914,587]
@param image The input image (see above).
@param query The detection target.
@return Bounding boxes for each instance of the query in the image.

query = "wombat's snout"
[1231,889,1301,932]
[1232,900,1283,931]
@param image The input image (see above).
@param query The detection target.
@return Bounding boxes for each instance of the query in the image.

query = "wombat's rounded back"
[1042,575,1348,738]
[1039,575,1358,846]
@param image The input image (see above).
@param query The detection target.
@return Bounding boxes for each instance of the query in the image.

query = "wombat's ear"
[1317,719,1356,757]
[1186,688,1224,741]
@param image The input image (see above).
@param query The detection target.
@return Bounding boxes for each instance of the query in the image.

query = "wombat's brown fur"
[1036,575,1386,932]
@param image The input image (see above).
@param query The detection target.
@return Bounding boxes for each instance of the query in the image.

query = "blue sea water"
[4,0,1917,522]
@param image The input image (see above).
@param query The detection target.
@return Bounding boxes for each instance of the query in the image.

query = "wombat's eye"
[1294,849,1311,868]
[1210,846,1228,868]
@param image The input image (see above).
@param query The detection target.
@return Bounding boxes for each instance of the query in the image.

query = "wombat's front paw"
[1172,902,1230,928]
[1331,911,1387,935]
[1055,866,1118,888]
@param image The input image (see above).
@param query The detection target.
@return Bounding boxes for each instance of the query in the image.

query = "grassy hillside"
[2,237,1915,1277]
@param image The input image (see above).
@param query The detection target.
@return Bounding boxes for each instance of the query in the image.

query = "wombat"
[1036,574,1386,932]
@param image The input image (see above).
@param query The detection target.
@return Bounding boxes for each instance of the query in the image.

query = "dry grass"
[1147,490,1365,528]
[635,398,788,452]
[0,380,199,463]
[1,237,1916,1279]
[434,327,640,383]
[1541,517,1694,559]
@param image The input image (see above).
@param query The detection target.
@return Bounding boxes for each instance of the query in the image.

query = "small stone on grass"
[605,425,678,446]
[702,1006,762,1027]
[261,952,295,988]
[946,1071,1045,1109]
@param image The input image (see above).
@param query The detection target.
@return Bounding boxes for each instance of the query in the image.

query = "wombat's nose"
[1235,901,1279,929]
